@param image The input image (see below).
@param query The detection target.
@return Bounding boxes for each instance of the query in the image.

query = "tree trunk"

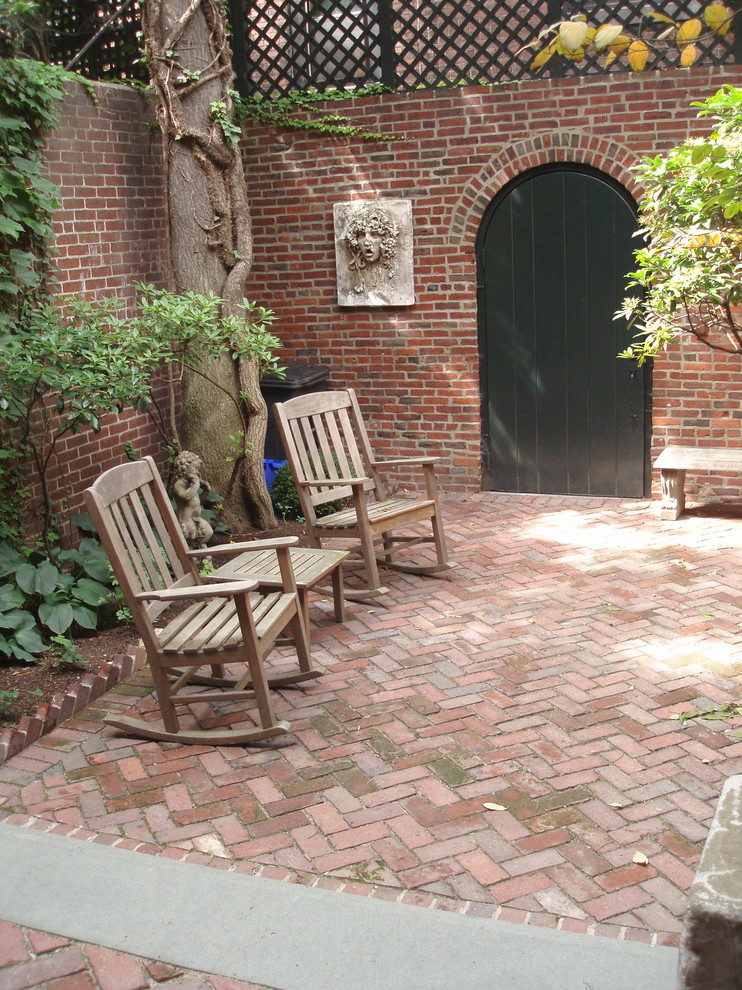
[143,0,276,530]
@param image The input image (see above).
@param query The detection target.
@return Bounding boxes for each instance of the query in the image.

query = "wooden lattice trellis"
[45,0,739,95]
[47,0,145,80]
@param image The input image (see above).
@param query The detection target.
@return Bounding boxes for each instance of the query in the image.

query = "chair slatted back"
[85,457,197,627]
[276,390,384,517]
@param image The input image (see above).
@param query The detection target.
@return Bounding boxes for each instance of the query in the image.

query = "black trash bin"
[260,361,330,462]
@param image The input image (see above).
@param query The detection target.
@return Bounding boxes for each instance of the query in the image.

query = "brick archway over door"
[448,131,642,247]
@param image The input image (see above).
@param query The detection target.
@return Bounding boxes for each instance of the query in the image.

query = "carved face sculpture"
[334,198,414,307]
[356,227,383,263]
[345,205,399,273]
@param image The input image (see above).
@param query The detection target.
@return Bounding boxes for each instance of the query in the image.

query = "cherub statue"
[171,451,213,549]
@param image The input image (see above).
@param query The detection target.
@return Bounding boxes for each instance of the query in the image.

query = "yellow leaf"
[650,12,677,25]
[680,43,700,67]
[627,39,649,72]
[559,19,589,52]
[483,802,507,811]
[531,47,554,71]
[676,18,703,42]
[609,34,632,56]
[705,3,732,36]
[568,46,586,62]
[603,50,619,67]
[594,24,623,50]
[632,851,649,865]
[687,231,722,246]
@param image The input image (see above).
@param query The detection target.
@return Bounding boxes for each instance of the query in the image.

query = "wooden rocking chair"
[274,388,455,600]
[84,456,321,746]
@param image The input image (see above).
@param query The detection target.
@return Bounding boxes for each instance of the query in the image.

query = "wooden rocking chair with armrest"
[84,456,322,746]
[274,388,455,601]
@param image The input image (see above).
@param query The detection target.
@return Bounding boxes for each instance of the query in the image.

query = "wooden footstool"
[209,547,348,628]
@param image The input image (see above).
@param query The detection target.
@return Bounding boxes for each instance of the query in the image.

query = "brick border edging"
[0,647,145,766]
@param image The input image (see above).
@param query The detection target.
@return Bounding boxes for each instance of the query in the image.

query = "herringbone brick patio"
[2,492,741,954]
[0,918,271,990]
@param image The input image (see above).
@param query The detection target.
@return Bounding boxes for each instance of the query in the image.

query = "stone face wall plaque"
[334,199,415,307]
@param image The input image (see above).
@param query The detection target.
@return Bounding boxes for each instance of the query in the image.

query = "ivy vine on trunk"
[143,0,276,530]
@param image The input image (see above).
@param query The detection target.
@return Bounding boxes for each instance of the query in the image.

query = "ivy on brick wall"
[0,19,76,548]
[0,56,72,328]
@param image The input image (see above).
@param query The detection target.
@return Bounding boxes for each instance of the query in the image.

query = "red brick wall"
[44,68,742,516]
[39,80,169,528]
[241,65,742,501]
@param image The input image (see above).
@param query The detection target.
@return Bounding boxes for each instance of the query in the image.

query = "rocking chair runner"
[84,456,322,746]
[274,388,455,600]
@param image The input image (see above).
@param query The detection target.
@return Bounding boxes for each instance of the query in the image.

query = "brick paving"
[2,491,742,969]
[0,919,271,990]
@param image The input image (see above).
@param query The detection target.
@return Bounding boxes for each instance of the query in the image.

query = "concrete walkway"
[0,823,678,990]
[2,491,741,988]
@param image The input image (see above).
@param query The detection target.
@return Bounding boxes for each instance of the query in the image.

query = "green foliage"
[0,296,154,544]
[0,286,282,548]
[0,1,43,58]
[210,98,242,150]
[269,464,303,520]
[269,462,348,521]
[198,487,229,537]
[0,57,72,327]
[46,634,86,671]
[133,284,283,372]
[618,85,742,363]
[0,537,114,663]
[0,688,18,716]
[236,84,393,141]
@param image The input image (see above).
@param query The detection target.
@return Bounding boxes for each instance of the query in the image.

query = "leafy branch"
[523,3,733,73]
[615,85,742,363]
[0,286,284,549]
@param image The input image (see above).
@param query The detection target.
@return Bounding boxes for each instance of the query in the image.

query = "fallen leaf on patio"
[609,802,625,808]
[632,851,649,865]
[670,703,742,725]
[483,802,506,811]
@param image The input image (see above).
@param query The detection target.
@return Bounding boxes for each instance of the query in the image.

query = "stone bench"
[678,774,742,990]
[653,445,742,520]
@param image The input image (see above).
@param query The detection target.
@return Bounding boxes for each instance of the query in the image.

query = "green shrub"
[269,463,348,521]
[269,464,303,520]
[0,538,115,663]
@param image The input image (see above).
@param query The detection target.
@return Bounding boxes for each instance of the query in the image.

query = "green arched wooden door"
[477,165,651,497]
